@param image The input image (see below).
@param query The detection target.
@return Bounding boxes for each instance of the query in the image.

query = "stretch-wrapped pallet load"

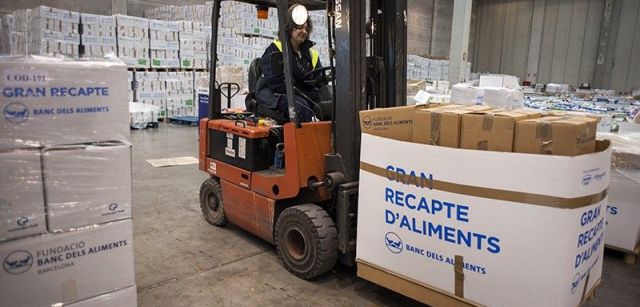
[80,13,117,58]
[179,21,208,69]
[28,6,80,59]
[407,55,471,82]
[166,71,196,117]
[116,14,149,68]
[127,70,134,102]
[149,20,180,68]
[0,56,136,306]
[135,71,167,118]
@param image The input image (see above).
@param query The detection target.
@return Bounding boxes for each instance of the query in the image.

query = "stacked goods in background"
[149,20,180,68]
[127,70,135,102]
[116,14,149,68]
[599,132,640,258]
[0,56,136,306]
[178,21,208,69]
[407,55,472,82]
[28,6,81,59]
[80,13,117,58]
[166,71,196,117]
[357,103,608,306]
[0,14,28,55]
[135,71,168,118]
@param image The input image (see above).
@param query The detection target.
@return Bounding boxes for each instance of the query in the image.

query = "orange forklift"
[199,0,407,279]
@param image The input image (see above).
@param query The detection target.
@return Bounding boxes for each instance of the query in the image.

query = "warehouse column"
[525,0,545,84]
[448,0,472,85]
[112,0,127,15]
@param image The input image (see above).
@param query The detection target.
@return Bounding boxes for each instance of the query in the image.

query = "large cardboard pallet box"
[357,127,610,306]
[43,142,132,232]
[604,143,640,252]
[0,56,130,150]
[0,219,135,307]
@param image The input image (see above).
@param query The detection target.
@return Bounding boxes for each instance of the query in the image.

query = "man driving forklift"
[254,5,323,123]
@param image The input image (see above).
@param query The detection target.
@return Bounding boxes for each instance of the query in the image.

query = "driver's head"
[285,18,312,46]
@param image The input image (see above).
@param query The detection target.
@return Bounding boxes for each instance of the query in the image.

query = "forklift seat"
[245,57,263,112]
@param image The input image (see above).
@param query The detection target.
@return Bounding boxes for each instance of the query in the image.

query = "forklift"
[198,0,407,279]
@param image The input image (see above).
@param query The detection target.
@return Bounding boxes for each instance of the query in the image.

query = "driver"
[255,15,321,123]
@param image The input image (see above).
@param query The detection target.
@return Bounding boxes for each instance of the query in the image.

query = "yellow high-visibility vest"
[273,39,319,69]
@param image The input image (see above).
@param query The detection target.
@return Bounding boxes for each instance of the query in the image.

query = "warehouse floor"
[131,124,640,307]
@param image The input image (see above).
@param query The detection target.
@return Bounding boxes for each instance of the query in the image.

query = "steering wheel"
[302,66,334,89]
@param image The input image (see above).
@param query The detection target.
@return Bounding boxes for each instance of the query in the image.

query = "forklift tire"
[275,204,338,280]
[200,178,227,226]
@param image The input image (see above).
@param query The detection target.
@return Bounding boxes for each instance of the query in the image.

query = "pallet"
[168,115,199,126]
[357,260,601,306]
[605,243,640,264]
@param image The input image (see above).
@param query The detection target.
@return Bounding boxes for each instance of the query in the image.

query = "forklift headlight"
[290,4,308,26]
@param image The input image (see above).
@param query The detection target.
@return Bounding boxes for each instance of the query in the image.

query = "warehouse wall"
[474,0,640,92]
[407,0,479,63]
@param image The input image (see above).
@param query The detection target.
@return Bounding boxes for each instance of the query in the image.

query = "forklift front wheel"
[275,204,338,279]
[199,178,227,226]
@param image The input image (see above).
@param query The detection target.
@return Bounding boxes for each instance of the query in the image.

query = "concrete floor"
[131,124,640,307]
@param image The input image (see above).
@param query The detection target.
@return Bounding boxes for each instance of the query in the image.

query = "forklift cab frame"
[199,0,407,279]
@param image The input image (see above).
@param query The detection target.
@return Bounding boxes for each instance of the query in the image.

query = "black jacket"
[256,39,321,108]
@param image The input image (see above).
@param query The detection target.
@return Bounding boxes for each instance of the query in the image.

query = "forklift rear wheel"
[199,178,227,226]
[275,204,338,279]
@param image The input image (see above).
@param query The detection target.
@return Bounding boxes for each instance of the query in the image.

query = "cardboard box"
[514,116,598,156]
[66,285,137,307]
[359,104,446,142]
[460,110,540,152]
[0,56,130,149]
[604,165,640,251]
[0,219,135,306]
[413,105,492,148]
[43,142,132,232]
[0,148,46,241]
[357,133,610,307]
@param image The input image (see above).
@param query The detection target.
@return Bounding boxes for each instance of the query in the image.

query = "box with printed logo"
[43,142,132,232]
[66,285,137,307]
[0,56,130,150]
[0,219,135,307]
[357,132,610,307]
[0,148,46,242]
[359,104,448,143]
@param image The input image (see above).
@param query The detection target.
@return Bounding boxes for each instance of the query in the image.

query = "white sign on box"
[43,142,132,232]
[356,133,611,307]
[0,148,46,241]
[0,56,130,149]
[0,219,135,307]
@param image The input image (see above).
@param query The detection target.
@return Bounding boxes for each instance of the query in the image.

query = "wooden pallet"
[127,67,209,72]
[605,243,640,265]
[357,260,601,307]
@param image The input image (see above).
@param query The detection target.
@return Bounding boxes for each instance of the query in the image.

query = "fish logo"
[384,232,403,254]
[570,273,581,294]
[3,250,33,274]
[3,102,29,123]
[16,217,29,227]
[109,203,118,211]
[582,174,593,186]
[362,116,372,129]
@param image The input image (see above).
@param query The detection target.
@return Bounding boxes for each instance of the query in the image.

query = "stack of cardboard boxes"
[80,13,117,58]
[357,103,607,307]
[166,71,196,117]
[178,21,208,69]
[27,6,81,59]
[0,56,135,306]
[116,14,149,68]
[149,20,180,68]
[135,71,168,118]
